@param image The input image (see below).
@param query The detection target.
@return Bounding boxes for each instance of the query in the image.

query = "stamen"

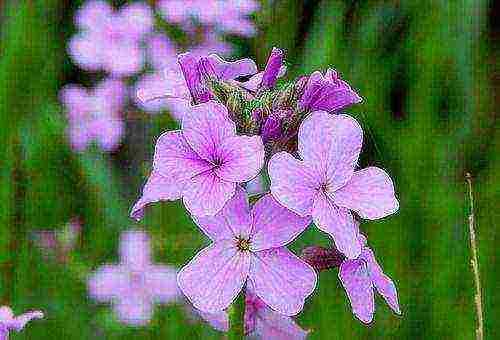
[236,237,251,252]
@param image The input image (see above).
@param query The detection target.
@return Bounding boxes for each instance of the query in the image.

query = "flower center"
[129,270,146,288]
[236,237,251,252]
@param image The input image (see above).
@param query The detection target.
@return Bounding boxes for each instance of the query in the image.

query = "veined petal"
[178,240,250,313]
[182,101,236,162]
[153,131,212,180]
[130,170,186,221]
[298,112,362,191]
[249,248,317,316]
[87,265,130,302]
[252,308,310,340]
[207,54,257,80]
[250,195,311,251]
[339,259,375,324]
[268,152,319,216]
[193,186,252,241]
[361,248,401,315]
[215,135,264,182]
[334,167,399,220]
[183,171,236,217]
[312,194,361,259]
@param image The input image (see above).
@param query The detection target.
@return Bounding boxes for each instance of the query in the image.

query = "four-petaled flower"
[299,69,362,113]
[245,282,309,339]
[178,187,317,315]
[87,230,179,326]
[69,0,153,76]
[339,234,401,324]
[60,79,125,152]
[269,111,399,259]
[0,306,43,339]
[131,101,264,219]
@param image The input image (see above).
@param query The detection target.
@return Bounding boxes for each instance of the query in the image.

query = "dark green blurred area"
[0,0,498,339]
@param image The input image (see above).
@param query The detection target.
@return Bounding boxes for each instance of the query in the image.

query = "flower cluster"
[61,0,259,152]
[132,46,401,329]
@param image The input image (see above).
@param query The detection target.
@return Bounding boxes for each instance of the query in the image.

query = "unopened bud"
[260,47,284,89]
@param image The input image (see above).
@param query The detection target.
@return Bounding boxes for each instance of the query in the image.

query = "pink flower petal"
[119,3,153,38]
[215,135,264,182]
[178,240,250,313]
[59,85,91,119]
[182,101,236,161]
[249,248,317,316]
[250,195,311,251]
[10,311,44,332]
[152,131,212,181]
[145,266,180,304]
[268,152,320,216]
[93,78,126,115]
[193,186,252,241]
[252,307,309,339]
[94,117,124,151]
[339,259,375,324]
[196,310,230,332]
[312,194,361,259]
[334,167,399,220]
[130,170,186,221]
[206,54,257,80]
[102,43,144,76]
[119,231,151,271]
[298,112,363,191]
[87,265,130,302]
[68,33,103,71]
[183,171,236,217]
[114,293,153,326]
[361,248,401,315]
[74,0,112,30]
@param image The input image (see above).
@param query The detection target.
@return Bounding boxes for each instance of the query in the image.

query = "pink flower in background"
[0,306,43,339]
[60,79,125,152]
[157,0,259,37]
[339,234,401,324]
[131,101,264,218]
[245,282,309,339]
[177,188,316,315]
[87,231,179,326]
[299,68,362,113]
[69,1,153,76]
[269,112,399,259]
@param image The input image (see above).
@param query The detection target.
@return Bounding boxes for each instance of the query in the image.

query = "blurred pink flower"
[87,231,179,326]
[0,306,43,339]
[245,282,309,339]
[157,0,259,37]
[69,1,153,76]
[60,79,125,152]
[32,219,81,263]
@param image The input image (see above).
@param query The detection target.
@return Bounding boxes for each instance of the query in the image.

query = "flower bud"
[260,47,284,89]
[301,246,345,272]
[178,52,213,104]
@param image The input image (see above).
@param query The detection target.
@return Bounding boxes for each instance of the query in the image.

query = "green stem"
[228,293,245,339]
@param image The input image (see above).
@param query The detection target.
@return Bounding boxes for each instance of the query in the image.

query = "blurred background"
[0,0,498,338]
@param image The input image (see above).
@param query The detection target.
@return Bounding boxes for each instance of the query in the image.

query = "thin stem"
[466,173,484,340]
[228,292,245,339]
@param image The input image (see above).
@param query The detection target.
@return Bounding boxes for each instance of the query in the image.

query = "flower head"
[0,306,43,338]
[268,111,399,259]
[299,69,362,113]
[87,231,179,326]
[177,187,316,315]
[131,101,264,218]
[69,1,153,76]
[339,234,401,324]
[244,282,310,339]
[60,79,125,152]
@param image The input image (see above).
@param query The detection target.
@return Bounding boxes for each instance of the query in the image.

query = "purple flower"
[339,234,401,324]
[177,187,316,315]
[268,111,399,259]
[60,79,125,152]
[131,101,264,219]
[298,69,362,113]
[244,282,309,339]
[0,306,43,338]
[260,47,284,89]
[87,231,179,326]
[69,1,153,76]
